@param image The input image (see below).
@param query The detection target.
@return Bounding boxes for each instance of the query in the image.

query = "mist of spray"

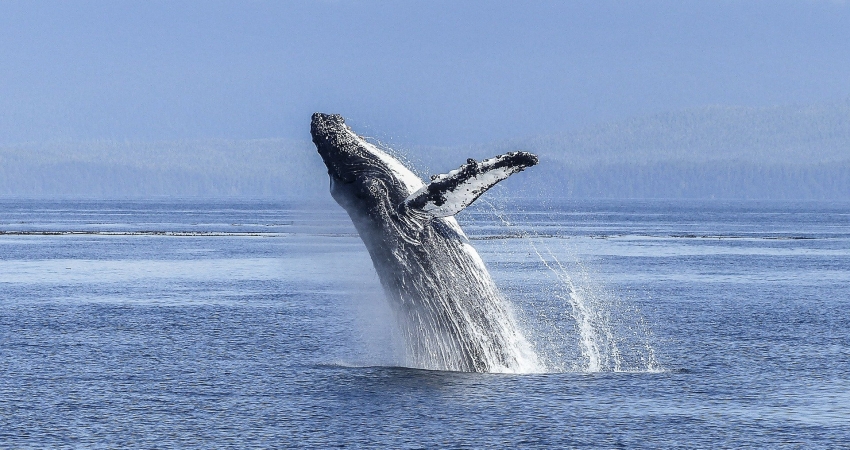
[479,199,662,373]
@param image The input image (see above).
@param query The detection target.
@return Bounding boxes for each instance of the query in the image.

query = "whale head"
[310,113,424,215]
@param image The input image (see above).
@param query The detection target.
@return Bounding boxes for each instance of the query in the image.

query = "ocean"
[1,199,848,448]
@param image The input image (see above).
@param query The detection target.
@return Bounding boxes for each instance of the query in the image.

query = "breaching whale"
[311,113,540,372]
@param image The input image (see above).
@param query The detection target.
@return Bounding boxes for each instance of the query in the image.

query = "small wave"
[470,233,558,241]
[0,230,288,237]
[470,233,821,240]
[669,234,816,240]
[469,232,822,241]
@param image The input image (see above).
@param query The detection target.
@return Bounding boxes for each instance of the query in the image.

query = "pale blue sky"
[1,0,849,145]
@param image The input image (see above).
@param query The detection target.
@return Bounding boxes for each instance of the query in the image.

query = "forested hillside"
[2,102,848,200]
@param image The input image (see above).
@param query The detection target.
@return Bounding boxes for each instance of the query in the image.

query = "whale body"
[311,113,540,372]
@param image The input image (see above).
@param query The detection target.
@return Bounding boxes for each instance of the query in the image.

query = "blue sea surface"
[1,199,848,448]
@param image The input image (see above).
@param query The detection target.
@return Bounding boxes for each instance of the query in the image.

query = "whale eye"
[430,174,438,181]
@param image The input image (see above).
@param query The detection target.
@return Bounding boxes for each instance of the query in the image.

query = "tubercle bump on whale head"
[310,112,360,180]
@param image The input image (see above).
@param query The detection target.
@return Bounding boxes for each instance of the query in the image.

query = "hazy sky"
[2,0,849,146]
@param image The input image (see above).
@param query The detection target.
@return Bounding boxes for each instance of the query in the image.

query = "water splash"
[383,226,544,373]
[479,200,662,373]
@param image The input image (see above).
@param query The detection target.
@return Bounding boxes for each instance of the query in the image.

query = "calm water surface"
[1,199,848,448]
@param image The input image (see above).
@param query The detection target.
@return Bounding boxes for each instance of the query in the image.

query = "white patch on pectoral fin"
[403,151,538,217]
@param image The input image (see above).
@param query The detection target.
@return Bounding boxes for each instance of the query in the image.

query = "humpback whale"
[311,113,540,372]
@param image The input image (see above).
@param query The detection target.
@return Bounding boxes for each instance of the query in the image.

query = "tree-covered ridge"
[2,102,848,200]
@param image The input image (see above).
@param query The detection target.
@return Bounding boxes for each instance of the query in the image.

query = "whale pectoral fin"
[403,151,538,217]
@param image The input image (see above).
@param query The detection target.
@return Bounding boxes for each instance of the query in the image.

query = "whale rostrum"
[311,112,541,372]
